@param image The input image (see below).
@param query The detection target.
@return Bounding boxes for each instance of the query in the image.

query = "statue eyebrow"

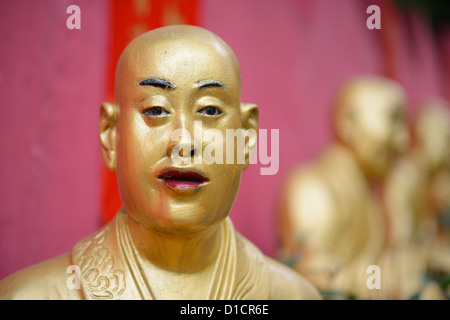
[139,78,175,89]
[196,80,226,89]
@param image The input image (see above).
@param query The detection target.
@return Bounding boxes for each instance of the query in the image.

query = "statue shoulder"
[265,256,322,300]
[234,229,321,300]
[0,253,82,300]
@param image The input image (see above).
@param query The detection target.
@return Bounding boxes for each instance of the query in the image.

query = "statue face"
[337,78,409,179]
[112,28,246,234]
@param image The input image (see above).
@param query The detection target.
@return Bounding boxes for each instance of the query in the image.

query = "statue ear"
[99,102,118,172]
[240,102,259,170]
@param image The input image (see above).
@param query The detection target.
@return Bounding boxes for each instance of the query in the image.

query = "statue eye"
[198,106,222,116]
[143,107,169,117]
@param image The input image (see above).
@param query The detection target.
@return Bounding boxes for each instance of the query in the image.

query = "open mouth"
[157,170,210,190]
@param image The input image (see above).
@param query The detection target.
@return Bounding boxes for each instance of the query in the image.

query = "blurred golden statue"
[384,98,450,294]
[277,75,440,299]
[0,25,321,300]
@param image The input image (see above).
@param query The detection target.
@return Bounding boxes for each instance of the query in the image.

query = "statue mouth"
[157,169,210,190]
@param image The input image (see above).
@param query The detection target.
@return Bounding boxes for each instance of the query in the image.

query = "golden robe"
[0,210,320,300]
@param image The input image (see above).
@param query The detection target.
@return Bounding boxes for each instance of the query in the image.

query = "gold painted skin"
[0,25,321,300]
[277,75,437,299]
[384,99,450,276]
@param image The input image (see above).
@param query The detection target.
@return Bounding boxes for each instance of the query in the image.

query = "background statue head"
[98,25,259,234]
[333,75,410,180]
[414,97,450,175]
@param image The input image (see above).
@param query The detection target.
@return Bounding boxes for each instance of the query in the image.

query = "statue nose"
[167,133,198,160]
[166,118,201,162]
[169,144,197,158]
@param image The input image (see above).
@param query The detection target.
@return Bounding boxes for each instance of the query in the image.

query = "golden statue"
[384,98,450,286]
[0,25,321,300]
[277,75,440,299]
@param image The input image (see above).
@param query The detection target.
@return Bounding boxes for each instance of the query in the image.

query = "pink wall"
[1,0,449,280]
[0,0,109,279]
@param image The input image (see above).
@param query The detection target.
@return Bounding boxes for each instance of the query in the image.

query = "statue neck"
[127,216,223,273]
[331,143,370,184]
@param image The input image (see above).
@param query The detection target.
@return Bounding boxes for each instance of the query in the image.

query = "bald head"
[334,75,406,126]
[114,25,241,104]
[333,75,409,179]
[415,98,450,172]
[416,98,450,139]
